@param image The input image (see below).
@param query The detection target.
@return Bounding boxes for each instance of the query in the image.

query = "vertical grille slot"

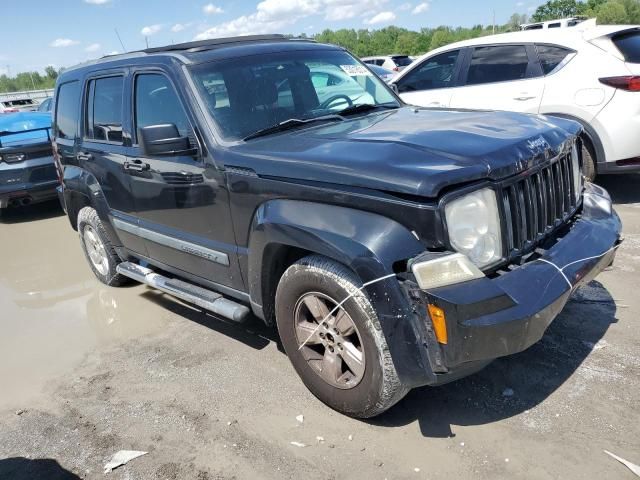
[501,152,580,259]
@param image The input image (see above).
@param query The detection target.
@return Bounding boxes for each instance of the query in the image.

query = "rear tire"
[77,207,129,287]
[275,255,408,418]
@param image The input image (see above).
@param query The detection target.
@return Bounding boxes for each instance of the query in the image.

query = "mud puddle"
[0,205,169,410]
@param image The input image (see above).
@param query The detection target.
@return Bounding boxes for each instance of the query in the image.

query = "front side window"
[135,73,190,139]
[466,45,529,86]
[536,44,573,74]
[55,81,80,139]
[190,49,398,141]
[397,50,459,93]
[86,76,123,143]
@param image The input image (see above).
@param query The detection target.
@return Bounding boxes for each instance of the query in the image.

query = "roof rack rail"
[143,34,297,54]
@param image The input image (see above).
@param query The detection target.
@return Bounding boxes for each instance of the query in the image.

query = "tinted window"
[392,56,412,67]
[536,45,572,74]
[55,81,80,140]
[397,50,459,93]
[613,31,640,64]
[135,73,190,139]
[548,22,561,28]
[86,76,123,143]
[466,45,529,85]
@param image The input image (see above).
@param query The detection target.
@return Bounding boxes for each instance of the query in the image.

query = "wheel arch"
[247,199,435,386]
[543,112,605,167]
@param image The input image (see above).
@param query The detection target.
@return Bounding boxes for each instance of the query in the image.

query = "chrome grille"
[501,151,581,256]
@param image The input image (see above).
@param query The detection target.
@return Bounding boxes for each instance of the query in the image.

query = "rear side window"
[613,31,640,64]
[397,50,460,93]
[135,73,190,138]
[55,81,80,140]
[86,76,124,143]
[466,45,529,85]
[536,44,573,74]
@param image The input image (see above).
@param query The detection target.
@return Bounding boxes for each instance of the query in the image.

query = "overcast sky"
[1,0,542,74]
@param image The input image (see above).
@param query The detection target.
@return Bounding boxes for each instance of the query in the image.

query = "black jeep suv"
[53,35,621,418]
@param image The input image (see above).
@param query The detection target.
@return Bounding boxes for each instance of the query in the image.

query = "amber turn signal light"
[427,304,448,345]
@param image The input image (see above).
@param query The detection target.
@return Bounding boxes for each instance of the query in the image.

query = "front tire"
[275,255,408,418]
[77,207,129,286]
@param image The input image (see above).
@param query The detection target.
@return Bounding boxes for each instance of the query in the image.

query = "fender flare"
[247,199,437,386]
[62,165,121,247]
[543,112,606,166]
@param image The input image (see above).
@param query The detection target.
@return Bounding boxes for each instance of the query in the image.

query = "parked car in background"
[38,97,53,112]
[53,35,621,418]
[368,64,396,83]
[392,24,640,180]
[0,112,58,209]
[362,55,413,72]
[521,17,587,30]
[0,98,38,113]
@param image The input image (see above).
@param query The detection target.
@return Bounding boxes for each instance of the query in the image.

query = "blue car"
[0,112,58,209]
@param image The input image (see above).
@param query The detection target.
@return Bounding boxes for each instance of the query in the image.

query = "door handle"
[77,152,93,162]
[514,96,536,101]
[124,160,150,172]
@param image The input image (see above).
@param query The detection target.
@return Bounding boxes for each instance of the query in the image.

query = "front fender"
[248,199,438,386]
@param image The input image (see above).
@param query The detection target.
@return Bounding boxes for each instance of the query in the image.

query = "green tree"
[531,0,584,21]
[44,66,58,80]
[596,1,629,22]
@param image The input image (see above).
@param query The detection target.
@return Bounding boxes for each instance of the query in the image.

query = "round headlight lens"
[445,188,502,268]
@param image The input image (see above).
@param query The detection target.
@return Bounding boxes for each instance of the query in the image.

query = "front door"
[125,71,243,291]
[396,49,462,108]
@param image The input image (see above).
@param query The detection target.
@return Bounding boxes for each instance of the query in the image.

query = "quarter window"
[86,76,124,143]
[466,45,529,86]
[397,50,459,93]
[536,45,573,74]
[55,81,80,140]
[135,73,190,138]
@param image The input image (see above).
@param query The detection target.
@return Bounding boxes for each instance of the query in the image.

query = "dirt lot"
[0,177,638,480]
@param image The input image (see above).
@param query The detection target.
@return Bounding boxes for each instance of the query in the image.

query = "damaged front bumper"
[409,182,622,386]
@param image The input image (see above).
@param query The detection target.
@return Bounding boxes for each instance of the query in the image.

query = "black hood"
[224,107,581,198]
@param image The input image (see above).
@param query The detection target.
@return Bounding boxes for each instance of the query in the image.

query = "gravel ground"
[0,176,638,480]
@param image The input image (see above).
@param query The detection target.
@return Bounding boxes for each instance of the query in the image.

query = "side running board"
[116,262,250,323]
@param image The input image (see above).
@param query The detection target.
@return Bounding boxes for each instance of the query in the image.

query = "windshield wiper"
[243,115,344,141]
[336,103,399,117]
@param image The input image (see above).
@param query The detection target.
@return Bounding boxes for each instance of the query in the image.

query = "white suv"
[392,22,640,180]
[362,55,413,72]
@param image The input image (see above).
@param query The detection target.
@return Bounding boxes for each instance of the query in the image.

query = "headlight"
[572,142,583,201]
[444,188,502,268]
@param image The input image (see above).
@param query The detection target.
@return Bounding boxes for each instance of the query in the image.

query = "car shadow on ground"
[0,200,63,224]
[596,174,640,204]
[369,280,618,437]
[139,277,616,439]
[0,457,81,479]
[140,289,281,351]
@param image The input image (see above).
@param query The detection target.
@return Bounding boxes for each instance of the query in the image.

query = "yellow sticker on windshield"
[340,65,372,76]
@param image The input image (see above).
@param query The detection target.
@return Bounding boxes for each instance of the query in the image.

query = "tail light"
[2,108,19,113]
[599,76,640,92]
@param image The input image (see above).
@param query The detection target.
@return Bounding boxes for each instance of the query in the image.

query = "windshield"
[189,48,399,141]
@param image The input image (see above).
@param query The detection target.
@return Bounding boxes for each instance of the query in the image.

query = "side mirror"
[138,124,196,157]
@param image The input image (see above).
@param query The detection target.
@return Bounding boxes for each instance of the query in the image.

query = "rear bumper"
[417,182,621,384]
[0,155,58,208]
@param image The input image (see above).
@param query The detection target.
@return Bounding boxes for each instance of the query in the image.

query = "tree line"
[0,66,58,93]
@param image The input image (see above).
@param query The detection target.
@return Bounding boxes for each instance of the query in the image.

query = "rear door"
[449,44,545,113]
[80,71,147,255]
[125,70,242,290]
[396,49,463,108]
